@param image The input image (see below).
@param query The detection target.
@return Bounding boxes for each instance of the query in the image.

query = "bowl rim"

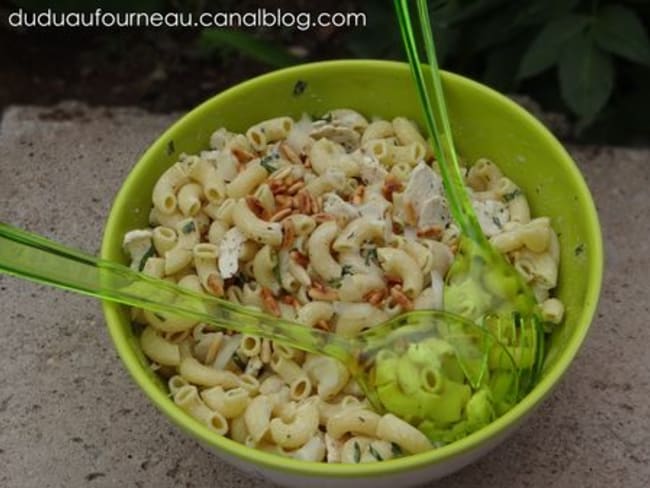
[101,59,603,477]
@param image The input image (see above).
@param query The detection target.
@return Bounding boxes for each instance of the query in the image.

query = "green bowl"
[100,60,603,487]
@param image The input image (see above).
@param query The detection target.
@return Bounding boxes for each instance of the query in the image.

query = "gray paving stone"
[0,103,648,488]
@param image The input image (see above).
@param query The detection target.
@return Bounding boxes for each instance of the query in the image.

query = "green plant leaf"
[345,0,400,59]
[517,14,589,79]
[512,0,581,27]
[483,43,526,91]
[199,29,298,68]
[558,34,614,119]
[442,0,510,27]
[593,4,650,66]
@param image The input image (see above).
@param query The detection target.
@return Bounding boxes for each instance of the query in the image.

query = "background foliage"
[341,0,650,143]
[5,0,650,144]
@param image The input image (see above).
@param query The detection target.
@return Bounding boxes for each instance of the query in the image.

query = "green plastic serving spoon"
[394,0,545,399]
[0,221,520,444]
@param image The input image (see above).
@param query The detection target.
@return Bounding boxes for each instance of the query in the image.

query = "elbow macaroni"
[125,110,565,462]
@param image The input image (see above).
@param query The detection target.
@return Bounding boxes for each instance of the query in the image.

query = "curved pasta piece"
[185,156,227,203]
[309,138,360,177]
[201,386,250,418]
[304,169,347,196]
[143,304,197,333]
[163,218,198,275]
[386,142,426,167]
[376,247,423,298]
[376,414,431,454]
[173,385,229,435]
[316,396,364,426]
[327,109,369,133]
[193,243,223,296]
[152,226,177,255]
[246,116,294,150]
[333,302,389,337]
[338,273,385,303]
[209,127,235,150]
[226,161,268,199]
[303,354,350,400]
[311,124,361,151]
[232,198,283,246]
[229,415,249,445]
[332,216,385,253]
[179,357,240,388]
[244,394,274,443]
[392,117,429,155]
[340,437,395,463]
[152,163,189,215]
[296,301,334,328]
[270,354,304,384]
[254,183,276,215]
[290,434,326,462]
[512,248,558,289]
[540,297,564,324]
[168,375,189,396]
[362,120,394,144]
[142,257,165,278]
[490,217,551,254]
[123,229,154,271]
[326,408,381,440]
[495,176,530,224]
[207,220,228,245]
[204,197,236,225]
[289,376,312,401]
[252,245,280,294]
[413,271,444,310]
[467,158,503,191]
[140,326,180,366]
[149,208,185,231]
[286,214,316,236]
[270,399,320,449]
[307,221,341,281]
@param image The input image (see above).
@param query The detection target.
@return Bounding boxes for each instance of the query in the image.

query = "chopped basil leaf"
[328,277,343,288]
[353,441,361,463]
[181,221,196,234]
[391,442,402,457]
[320,112,333,123]
[232,354,247,371]
[232,271,246,288]
[513,311,522,328]
[272,256,282,285]
[138,245,155,271]
[364,247,378,266]
[503,189,522,202]
[492,216,502,229]
[260,154,278,173]
[329,265,353,288]
[293,80,307,96]
[369,445,383,461]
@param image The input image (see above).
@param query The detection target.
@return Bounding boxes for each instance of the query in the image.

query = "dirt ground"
[0,2,357,113]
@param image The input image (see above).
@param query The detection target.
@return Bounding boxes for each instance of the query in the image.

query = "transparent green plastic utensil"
[0,221,520,443]
[394,0,544,394]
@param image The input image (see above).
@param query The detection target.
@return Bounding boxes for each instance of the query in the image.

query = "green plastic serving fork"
[394,0,545,404]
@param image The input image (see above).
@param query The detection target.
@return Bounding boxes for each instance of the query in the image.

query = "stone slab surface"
[0,103,648,488]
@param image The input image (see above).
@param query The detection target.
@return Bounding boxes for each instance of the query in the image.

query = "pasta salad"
[123,109,563,462]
